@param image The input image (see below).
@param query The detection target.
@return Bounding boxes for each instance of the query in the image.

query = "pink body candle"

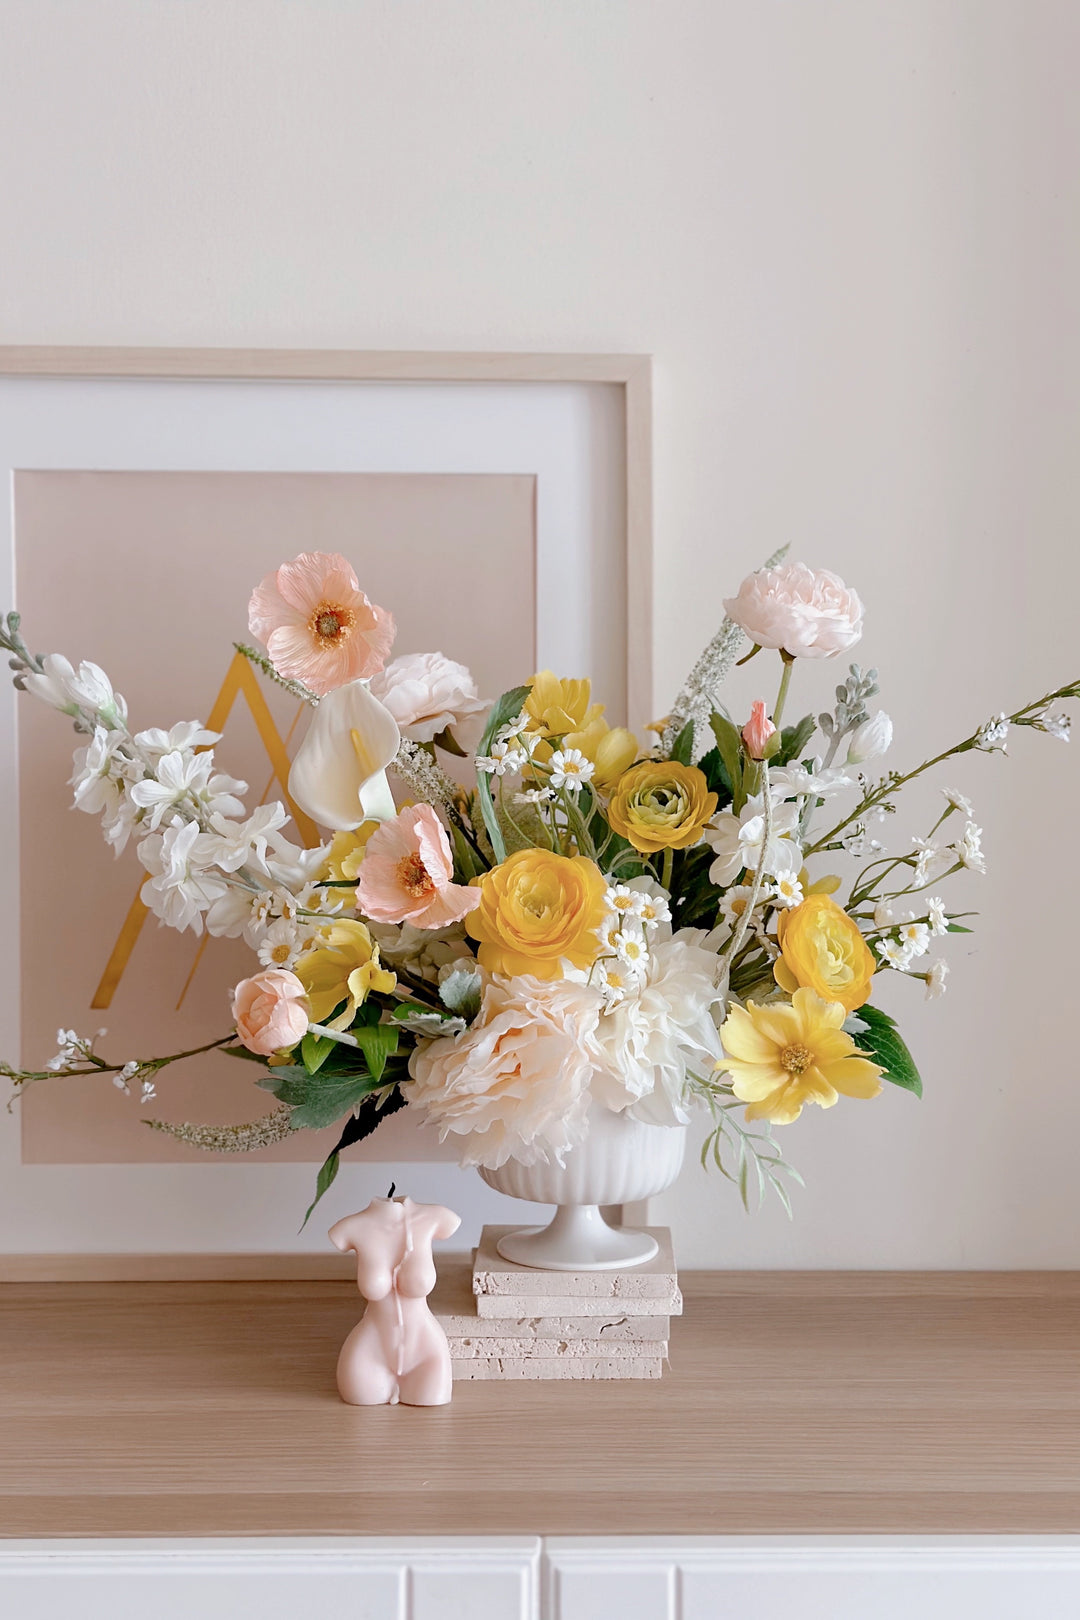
[329,1196,461,1407]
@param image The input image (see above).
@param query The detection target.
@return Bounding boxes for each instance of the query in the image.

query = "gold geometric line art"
[90,653,319,1010]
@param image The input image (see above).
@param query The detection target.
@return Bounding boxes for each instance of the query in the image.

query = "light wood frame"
[0,346,653,725]
[0,346,652,1281]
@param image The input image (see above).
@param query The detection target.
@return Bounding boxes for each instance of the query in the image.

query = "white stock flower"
[591,933,723,1127]
[25,655,127,724]
[201,803,289,873]
[70,727,126,821]
[368,651,489,744]
[705,796,802,886]
[407,975,602,1169]
[133,720,221,760]
[912,837,951,886]
[22,654,81,715]
[723,563,864,660]
[927,897,948,937]
[847,710,893,765]
[1042,712,1071,741]
[925,959,950,1000]
[976,714,1009,753]
[952,821,987,874]
[137,820,228,935]
[548,748,594,791]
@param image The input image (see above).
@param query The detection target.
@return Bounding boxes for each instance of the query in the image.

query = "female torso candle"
[329,1196,461,1406]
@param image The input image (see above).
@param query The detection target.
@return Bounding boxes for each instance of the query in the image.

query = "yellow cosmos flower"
[563,716,639,792]
[295,919,396,1029]
[774,893,875,1013]
[606,760,718,854]
[717,987,883,1125]
[525,671,604,739]
[466,848,608,980]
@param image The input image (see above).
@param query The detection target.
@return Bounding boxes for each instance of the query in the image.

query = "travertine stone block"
[473,1227,678,1301]
[448,1335,669,1360]
[433,1259,671,1339]
[452,1354,665,1381]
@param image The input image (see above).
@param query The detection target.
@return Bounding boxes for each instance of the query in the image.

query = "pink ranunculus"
[723,563,864,660]
[248,551,395,697]
[354,804,481,930]
[368,652,490,744]
[231,968,310,1055]
[741,699,777,761]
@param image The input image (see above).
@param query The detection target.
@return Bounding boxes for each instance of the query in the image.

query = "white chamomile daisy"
[926,896,948,937]
[614,928,649,970]
[476,741,528,777]
[257,918,302,971]
[770,873,804,910]
[897,921,931,959]
[548,748,595,791]
[718,885,757,928]
[517,786,554,806]
[924,959,950,1000]
[637,891,671,927]
[878,937,915,972]
[605,883,645,918]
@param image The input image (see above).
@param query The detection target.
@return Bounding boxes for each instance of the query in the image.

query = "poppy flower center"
[310,603,354,644]
[397,852,436,899]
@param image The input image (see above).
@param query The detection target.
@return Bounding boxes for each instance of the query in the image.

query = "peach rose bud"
[232,969,310,1056]
[742,700,778,761]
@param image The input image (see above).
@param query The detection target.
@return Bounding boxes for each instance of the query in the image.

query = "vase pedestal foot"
[495,1204,660,1272]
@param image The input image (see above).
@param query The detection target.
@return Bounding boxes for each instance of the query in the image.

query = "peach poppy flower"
[248,551,395,697]
[354,805,481,930]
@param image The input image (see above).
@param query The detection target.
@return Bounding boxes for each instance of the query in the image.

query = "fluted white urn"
[477,1100,687,1271]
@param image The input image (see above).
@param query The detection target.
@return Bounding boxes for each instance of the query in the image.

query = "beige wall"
[2,0,1078,1264]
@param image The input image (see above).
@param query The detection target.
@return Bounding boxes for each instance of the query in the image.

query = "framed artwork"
[0,347,652,1261]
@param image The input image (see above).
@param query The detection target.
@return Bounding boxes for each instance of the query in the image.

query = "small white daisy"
[718,885,758,927]
[873,901,896,930]
[548,748,595,791]
[637,891,672,927]
[476,741,527,777]
[605,883,645,917]
[942,787,974,816]
[926,897,948,937]
[257,918,302,972]
[952,821,987,874]
[516,786,555,806]
[924,958,950,1000]
[770,873,804,910]
[614,928,649,970]
[898,921,931,959]
[878,938,915,972]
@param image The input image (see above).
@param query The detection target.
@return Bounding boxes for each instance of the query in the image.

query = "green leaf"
[300,1089,409,1228]
[669,720,695,766]
[946,922,973,934]
[695,745,734,807]
[709,712,744,808]
[220,1044,272,1065]
[478,683,532,756]
[300,1031,336,1076]
[851,1002,923,1097]
[256,1063,398,1130]
[432,725,468,758]
[776,714,816,766]
[449,820,484,882]
[349,1020,399,1083]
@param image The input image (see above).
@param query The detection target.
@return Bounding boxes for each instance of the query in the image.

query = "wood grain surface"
[1,1270,1078,1538]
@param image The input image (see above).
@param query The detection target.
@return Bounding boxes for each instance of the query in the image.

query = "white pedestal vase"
[477,1102,687,1271]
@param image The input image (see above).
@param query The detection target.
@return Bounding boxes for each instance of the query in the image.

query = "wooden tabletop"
[2,1270,1078,1538]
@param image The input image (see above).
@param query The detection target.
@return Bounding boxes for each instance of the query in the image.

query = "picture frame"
[0,347,653,1268]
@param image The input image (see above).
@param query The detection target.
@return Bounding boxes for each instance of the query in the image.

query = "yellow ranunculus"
[295,919,396,1028]
[466,848,608,980]
[564,716,640,792]
[716,986,883,1125]
[525,671,604,740]
[606,760,718,854]
[774,893,875,1013]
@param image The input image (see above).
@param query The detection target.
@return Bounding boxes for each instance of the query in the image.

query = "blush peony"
[723,563,864,660]
[369,652,489,744]
[407,974,602,1168]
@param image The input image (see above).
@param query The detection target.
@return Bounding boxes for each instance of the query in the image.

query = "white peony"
[723,563,864,660]
[369,652,489,744]
[591,933,724,1127]
[407,974,602,1169]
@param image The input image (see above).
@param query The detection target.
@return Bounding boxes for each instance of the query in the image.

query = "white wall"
[2,0,1078,1267]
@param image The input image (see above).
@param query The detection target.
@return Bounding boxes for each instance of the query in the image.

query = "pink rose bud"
[231,969,310,1056]
[742,700,778,760]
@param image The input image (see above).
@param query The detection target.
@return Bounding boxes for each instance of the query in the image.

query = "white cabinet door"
[0,1539,541,1620]
[544,1538,1080,1620]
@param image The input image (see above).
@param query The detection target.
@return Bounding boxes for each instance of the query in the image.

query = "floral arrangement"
[3,549,1075,1221]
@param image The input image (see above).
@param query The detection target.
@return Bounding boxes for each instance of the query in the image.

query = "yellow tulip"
[564,716,640,792]
[524,671,604,739]
[466,848,608,980]
[606,760,718,854]
[774,893,875,1013]
[295,919,396,1028]
[716,987,883,1125]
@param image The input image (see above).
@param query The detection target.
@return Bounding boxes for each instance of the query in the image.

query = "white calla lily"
[289,679,401,830]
